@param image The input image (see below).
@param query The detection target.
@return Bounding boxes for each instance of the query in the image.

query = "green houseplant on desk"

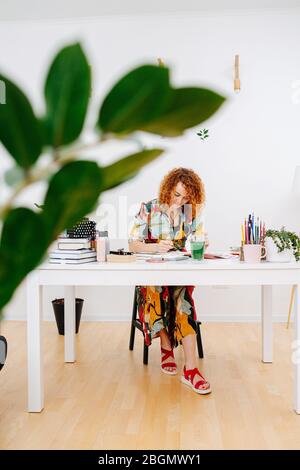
[266,227,300,329]
[264,227,300,262]
[0,42,225,320]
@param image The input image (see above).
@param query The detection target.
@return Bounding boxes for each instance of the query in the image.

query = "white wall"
[1,1,300,20]
[1,8,299,322]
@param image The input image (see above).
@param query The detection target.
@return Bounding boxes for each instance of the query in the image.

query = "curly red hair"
[158,167,206,219]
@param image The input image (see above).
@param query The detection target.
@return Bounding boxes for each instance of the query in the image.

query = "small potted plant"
[264,226,300,262]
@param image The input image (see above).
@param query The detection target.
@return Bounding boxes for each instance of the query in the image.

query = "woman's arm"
[128,239,173,253]
[128,200,174,253]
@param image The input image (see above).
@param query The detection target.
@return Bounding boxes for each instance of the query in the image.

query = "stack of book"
[65,218,97,240]
[48,238,97,264]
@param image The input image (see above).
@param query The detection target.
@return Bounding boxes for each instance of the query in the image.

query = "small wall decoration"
[234,54,241,93]
[197,128,209,140]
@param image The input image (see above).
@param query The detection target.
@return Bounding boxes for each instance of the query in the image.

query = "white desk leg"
[261,285,273,363]
[294,284,300,414]
[64,286,76,362]
[27,271,44,412]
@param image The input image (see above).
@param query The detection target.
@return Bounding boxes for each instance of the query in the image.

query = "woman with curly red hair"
[128,167,211,394]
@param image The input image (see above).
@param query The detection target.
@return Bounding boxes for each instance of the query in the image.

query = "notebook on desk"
[135,250,239,262]
[204,251,239,259]
[48,257,97,264]
[136,251,189,261]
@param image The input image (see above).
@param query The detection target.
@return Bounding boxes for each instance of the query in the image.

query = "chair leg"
[143,341,149,365]
[196,321,204,358]
[0,336,8,371]
[129,287,138,351]
[129,286,150,365]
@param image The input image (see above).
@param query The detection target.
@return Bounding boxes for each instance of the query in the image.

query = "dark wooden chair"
[129,286,204,364]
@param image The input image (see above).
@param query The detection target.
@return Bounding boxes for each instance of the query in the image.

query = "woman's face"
[170,182,189,209]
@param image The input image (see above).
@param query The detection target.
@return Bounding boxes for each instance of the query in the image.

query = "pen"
[248,216,252,244]
[259,220,262,244]
[253,216,256,244]
[250,214,254,244]
[252,214,256,244]
[248,217,251,244]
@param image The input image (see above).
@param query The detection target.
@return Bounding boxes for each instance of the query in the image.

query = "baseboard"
[5,314,289,323]
[75,314,289,323]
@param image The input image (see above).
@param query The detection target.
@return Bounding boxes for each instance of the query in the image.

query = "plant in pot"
[264,226,300,262]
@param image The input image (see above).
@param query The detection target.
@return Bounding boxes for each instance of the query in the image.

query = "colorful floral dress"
[128,198,205,349]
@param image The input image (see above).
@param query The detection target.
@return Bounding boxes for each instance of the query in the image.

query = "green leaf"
[140,88,225,137]
[43,43,91,148]
[0,208,47,310]
[101,148,164,191]
[0,75,42,169]
[41,161,103,240]
[98,65,171,134]
[0,208,46,271]
[0,252,15,311]
[98,64,225,137]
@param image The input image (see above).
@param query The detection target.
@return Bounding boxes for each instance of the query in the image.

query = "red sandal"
[181,366,211,394]
[160,347,177,375]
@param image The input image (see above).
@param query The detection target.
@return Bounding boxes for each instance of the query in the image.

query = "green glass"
[190,241,205,261]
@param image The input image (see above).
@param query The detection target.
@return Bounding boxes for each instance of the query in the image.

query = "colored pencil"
[242,214,265,245]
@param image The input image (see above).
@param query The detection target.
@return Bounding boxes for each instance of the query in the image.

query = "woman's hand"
[128,239,173,253]
[155,240,174,253]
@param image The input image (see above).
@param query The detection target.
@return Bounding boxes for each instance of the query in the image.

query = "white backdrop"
[0,8,299,322]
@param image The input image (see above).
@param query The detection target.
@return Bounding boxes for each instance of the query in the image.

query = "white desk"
[26,258,300,413]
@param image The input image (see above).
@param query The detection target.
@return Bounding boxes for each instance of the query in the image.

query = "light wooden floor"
[0,320,300,450]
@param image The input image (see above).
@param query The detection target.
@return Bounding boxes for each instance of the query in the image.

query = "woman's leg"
[159,328,172,349]
[159,328,177,373]
[172,286,210,391]
[138,286,177,373]
[181,333,197,370]
[181,334,210,392]
[137,285,165,345]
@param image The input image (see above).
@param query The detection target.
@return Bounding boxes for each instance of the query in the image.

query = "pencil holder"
[243,244,266,263]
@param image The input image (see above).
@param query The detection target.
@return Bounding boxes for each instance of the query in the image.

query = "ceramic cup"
[243,244,266,263]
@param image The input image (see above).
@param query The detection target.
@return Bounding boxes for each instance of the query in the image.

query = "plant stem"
[0,132,144,219]
[0,153,66,218]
